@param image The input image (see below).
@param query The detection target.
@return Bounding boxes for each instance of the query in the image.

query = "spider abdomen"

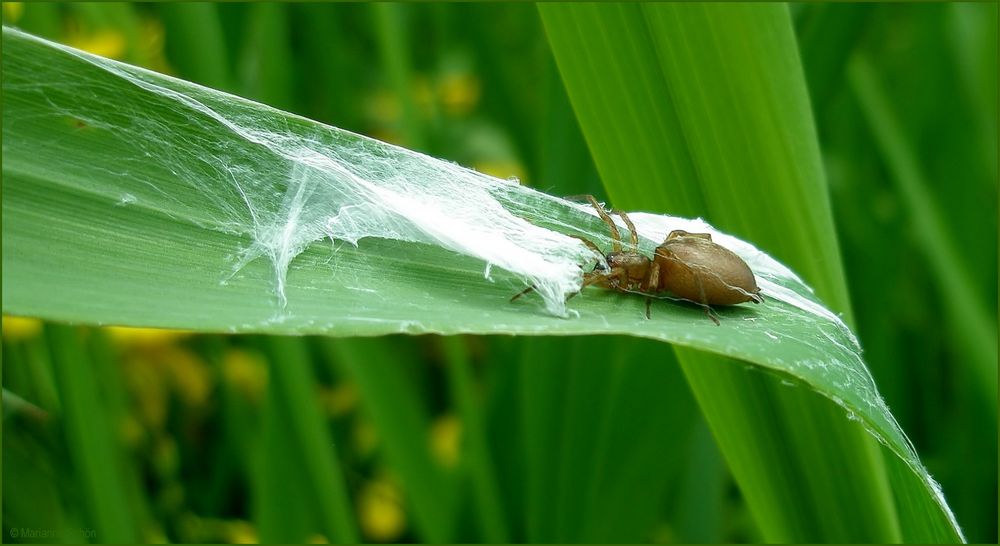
[654,235,761,305]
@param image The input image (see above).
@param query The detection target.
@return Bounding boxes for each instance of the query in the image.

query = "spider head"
[605,251,652,281]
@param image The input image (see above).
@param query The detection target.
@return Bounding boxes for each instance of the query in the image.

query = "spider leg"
[584,195,622,253]
[642,260,661,320]
[568,234,606,264]
[567,267,626,300]
[646,260,661,293]
[512,267,614,303]
[702,305,721,326]
[510,285,537,302]
[616,210,639,252]
[688,264,721,326]
[665,230,712,243]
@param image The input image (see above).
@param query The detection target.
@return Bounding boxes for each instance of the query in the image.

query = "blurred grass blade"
[440,337,509,542]
[46,324,140,542]
[671,418,727,543]
[239,3,293,111]
[371,3,425,151]
[257,336,358,543]
[540,3,963,542]
[569,337,696,542]
[158,3,232,92]
[848,54,998,414]
[321,338,457,542]
[796,3,872,113]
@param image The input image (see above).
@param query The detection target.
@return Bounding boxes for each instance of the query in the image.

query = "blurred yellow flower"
[3,2,23,23]
[2,315,42,341]
[439,72,481,117]
[473,160,527,185]
[223,349,269,403]
[163,346,213,408]
[358,477,405,542]
[224,521,258,545]
[429,413,462,469]
[319,381,359,417]
[65,27,127,60]
[106,326,191,348]
[122,356,168,430]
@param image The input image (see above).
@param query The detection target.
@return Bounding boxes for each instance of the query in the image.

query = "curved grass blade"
[1,25,961,542]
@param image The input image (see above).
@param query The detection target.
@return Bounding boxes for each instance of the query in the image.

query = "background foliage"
[2,2,996,543]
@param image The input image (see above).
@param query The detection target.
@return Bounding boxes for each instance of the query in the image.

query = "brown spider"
[511,196,763,324]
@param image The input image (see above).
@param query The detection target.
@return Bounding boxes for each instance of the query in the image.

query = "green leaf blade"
[3,24,963,543]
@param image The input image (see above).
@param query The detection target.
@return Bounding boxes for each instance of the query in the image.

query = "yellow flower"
[2,315,42,341]
[224,521,258,545]
[105,326,191,348]
[429,413,462,469]
[223,349,268,403]
[472,160,527,185]
[438,72,481,117]
[65,27,127,60]
[319,381,359,417]
[3,2,23,23]
[358,477,405,542]
[163,346,213,408]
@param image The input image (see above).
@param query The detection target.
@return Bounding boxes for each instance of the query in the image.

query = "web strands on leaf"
[42,35,592,317]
